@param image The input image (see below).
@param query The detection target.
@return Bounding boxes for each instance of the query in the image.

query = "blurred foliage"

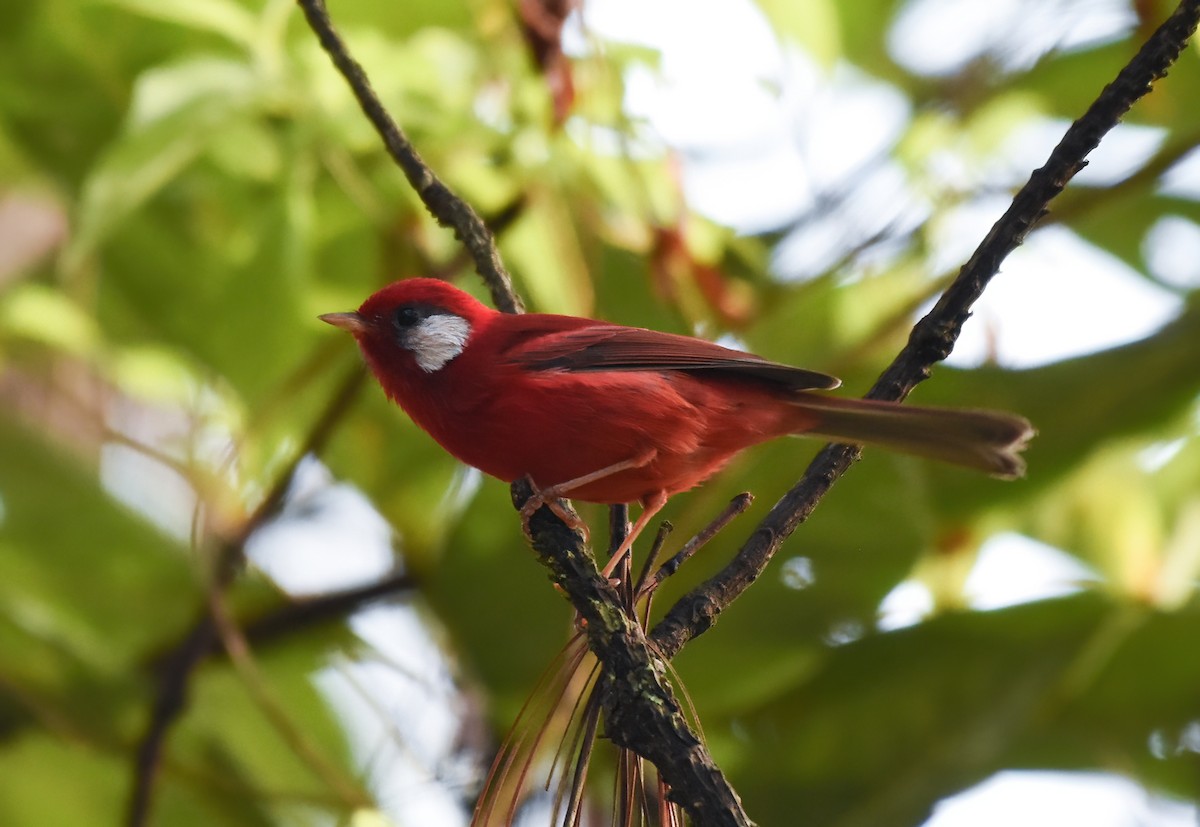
[1,0,1199,825]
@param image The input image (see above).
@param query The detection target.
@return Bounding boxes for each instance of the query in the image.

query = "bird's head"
[320,278,494,375]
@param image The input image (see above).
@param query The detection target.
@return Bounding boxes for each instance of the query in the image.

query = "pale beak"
[318,311,368,335]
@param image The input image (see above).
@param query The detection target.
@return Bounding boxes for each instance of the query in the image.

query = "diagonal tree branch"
[650,0,1200,659]
[513,480,753,827]
[296,0,524,315]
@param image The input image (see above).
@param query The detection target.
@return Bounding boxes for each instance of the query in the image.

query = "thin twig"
[1047,127,1200,228]
[633,521,675,597]
[607,503,630,556]
[640,493,753,598]
[295,0,523,315]
[126,619,218,827]
[651,0,1200,660]
[563,689,603,827]
[221,367,368,581]
[206,585,370,807]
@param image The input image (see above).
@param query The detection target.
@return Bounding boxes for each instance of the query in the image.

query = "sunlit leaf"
[754,0,842,67]
[96,0,259,47]
[65,58,266,271]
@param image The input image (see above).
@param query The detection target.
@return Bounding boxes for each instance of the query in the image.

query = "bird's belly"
[420,369,798,504]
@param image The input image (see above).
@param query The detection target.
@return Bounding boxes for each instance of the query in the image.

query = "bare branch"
[126,617,217,827]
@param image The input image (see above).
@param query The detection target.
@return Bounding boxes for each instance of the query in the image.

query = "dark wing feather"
[507,318,841,391]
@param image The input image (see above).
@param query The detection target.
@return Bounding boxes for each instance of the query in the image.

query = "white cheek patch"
[406,314,471,372]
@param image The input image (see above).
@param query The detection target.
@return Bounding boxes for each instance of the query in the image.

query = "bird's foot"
[519,478,590,543]
[519,451,659,550]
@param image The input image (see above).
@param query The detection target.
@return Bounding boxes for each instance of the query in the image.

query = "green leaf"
[755,0,842,67]
[0,734,128,827]
[728,596,1112,826]
[0,284,99,355]
[502,191,595,315]
[96,0,259,47]
[0,418,198,672]
[169,644,360,816]
[0,415,198,757]
[64,56,264,271]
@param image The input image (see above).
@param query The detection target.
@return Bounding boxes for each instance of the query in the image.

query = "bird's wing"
[506,317,841,391]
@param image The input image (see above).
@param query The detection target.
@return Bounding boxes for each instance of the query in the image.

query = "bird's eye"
[394,306,421,328]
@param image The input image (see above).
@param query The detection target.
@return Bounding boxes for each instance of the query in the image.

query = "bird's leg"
[518,479,591,541]
[519,449,658,547]
[599,490,669,581]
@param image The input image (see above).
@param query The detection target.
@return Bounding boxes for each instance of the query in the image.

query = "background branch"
[142,572,418,671]
[126,366,366,827]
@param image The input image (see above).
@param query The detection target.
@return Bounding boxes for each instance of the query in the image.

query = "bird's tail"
[792,394,1035,478]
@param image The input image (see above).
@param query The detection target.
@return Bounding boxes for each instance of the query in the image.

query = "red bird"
[321,278,1032,576]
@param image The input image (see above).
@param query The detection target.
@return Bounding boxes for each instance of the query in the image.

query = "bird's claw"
[519,481,590,543]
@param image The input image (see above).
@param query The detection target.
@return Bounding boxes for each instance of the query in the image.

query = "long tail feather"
[793,394,1035,478]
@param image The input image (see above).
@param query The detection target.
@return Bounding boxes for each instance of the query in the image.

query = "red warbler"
[321,278,1032,575]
